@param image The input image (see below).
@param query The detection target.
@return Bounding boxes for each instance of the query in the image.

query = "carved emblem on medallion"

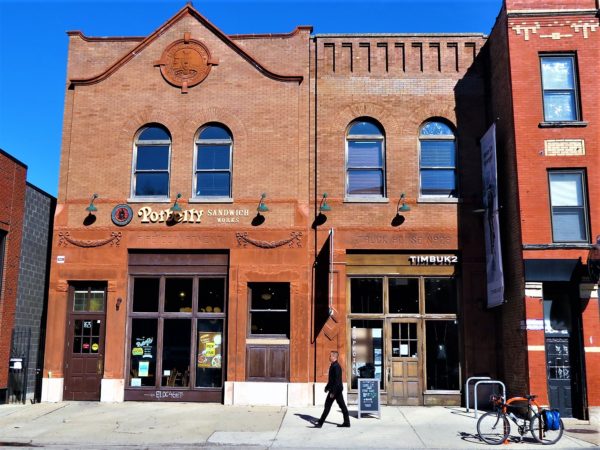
[154,33,218,92]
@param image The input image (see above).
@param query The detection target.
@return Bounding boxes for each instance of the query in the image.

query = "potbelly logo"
[154,33,218,93]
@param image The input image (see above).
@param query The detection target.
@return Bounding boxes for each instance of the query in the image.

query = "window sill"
[523,243,593,250]
[246,337,290,345]
[127,197,171,203]
[418,197,459,204]
[344,197,389,203]
[539,121,588,128]
[188,197,233,204]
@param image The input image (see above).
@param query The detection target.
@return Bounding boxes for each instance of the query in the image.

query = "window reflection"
[425,320,459,390]
[350,320,384,390]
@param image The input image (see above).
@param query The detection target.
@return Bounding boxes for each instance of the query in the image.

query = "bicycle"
[476,394,564,445]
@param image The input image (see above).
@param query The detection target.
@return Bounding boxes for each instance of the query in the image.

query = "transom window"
[346,119,386,198]
[540,55,580,122]
[548,170,589,243]
[132,125,171,198]
[419,120,457,198]
[195,124,233,199]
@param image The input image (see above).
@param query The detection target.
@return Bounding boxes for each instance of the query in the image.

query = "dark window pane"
[132,278,159,312]
[350,278,383,314]
[164,278,193,312]
[552,208,587,242]
[136,146,169,170]
[425,278,457,314]
[348,121,382,136]
[197,145,231,170]
[544,92,576,121]
[250,312,289,336]
[420,140,456,167]
[135,172,169,196]
[350,320,384,389]
[541,57,574,90]
[73,336,82,353]
[161,319,191,387]
[249,282,290,336]
[199,125,231,140]
[348,141,382,167]
[196,319,224,387]
[198,278,225,313]
[250,283,289,310]
[129,318,158,387]
[347,170,384,196]
[196,172,231,197]
[420,121,454,136]
[389,278,419,313]
[139,126,170,141]
[420,170,455,195]
[426,321,459,390]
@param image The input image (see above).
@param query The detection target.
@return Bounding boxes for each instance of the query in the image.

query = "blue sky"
[0,0,502,197]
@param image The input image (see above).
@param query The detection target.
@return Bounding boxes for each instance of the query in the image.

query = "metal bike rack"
[473,380,506,419]
[465,376,490,412]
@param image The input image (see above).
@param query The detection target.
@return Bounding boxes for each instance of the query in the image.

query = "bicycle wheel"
[477,411,510,445]
[530,414,564,444]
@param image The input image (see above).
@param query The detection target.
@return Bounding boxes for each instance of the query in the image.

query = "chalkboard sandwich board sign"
[358,378,381,419]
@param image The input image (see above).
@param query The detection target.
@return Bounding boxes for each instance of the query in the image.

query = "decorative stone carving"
[235,232,302,248]
[58,231,122,248]
[154,32,218,93]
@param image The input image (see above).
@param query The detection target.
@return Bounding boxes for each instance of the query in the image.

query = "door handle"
[387,366,391,382]
[97,356,104,375]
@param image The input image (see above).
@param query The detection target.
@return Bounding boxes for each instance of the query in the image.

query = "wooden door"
[64,286,106,401]
[386,320,422,405]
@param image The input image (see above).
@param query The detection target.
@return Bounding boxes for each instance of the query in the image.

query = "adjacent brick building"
[487,0,599,421]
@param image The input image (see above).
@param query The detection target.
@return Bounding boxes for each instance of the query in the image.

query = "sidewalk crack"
[398,409,427,448]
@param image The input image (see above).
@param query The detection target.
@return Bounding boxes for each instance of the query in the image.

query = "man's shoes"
[337,422,351,428]
[312,421,323,428]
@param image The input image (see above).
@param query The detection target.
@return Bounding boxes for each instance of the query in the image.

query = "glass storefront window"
[198,278,225,313]
[129,319,158,387]
[196,319,224,387]
[161,319,191,387]
[74,290,105,312]
[389,278,419,313]
[132,278,159,312]
[350,278,383,314]
[165,278,193,312]
[350,320,384,389]
[249,283,289,336]
[424,278,457,314]
[425,320,459,390]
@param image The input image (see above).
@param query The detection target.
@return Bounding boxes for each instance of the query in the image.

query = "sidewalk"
[0,402,596,449]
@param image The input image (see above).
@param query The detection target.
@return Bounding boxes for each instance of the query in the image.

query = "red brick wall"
[0,151,27,391]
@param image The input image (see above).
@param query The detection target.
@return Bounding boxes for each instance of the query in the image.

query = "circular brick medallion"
[159,39,213,88]
[111,204,134,227]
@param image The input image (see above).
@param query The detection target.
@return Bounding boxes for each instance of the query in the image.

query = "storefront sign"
[408,255,458,265]
[197,331,222,368]
[137,206,250,224]
[134,337,154,359]
[358,378,381,419]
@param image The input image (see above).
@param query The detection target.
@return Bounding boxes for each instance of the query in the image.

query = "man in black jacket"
[315,351,350,428]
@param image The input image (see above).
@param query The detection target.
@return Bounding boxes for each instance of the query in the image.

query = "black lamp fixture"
[86,193,98,213]
[257,193,269,213]
[319,193,331,212]
[588,235,600,285]
[170,193,183,212]
[397,193,411,212]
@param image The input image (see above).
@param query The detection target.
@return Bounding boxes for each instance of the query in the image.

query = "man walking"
[315,350,350,428]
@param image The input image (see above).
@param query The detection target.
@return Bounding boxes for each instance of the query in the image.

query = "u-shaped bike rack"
[473,380,506,419]
[465,376,490,413]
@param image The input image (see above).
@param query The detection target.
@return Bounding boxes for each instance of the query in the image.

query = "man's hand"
[329,393,334,399]
[324,387,328,393]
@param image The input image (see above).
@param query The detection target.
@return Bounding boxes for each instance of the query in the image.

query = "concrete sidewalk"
[0,402,596,449]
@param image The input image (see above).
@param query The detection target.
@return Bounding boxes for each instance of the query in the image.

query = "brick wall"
[0,150,27,399]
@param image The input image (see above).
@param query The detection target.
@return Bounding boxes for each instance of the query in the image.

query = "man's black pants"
[318,391,350,425]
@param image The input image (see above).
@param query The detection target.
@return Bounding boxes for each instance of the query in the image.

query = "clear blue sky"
[0,0,502,197]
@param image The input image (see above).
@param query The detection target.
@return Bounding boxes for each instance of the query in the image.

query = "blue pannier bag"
[543,409,561,431]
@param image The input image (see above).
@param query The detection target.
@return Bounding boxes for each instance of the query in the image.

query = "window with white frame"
[132,125,171,198]
[346,119,386,198]
[548,170,589,243]
[419,120,457,198]
[540,55,580,122]
[195,124,233,199]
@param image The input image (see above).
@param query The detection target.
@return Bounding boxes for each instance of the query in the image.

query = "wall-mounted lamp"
[116,297,122,311]
[257,193,269,213]
[397,193,411,212]
[86,193,98,212]
[319,193,331,212]
[170,193,182,212]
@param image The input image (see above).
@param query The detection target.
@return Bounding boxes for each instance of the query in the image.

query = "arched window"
[132,125,171,198]
[346,119,385,198]
[195,124,233,199]
[419,120,457,197]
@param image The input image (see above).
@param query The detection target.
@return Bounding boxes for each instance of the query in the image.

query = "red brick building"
[488,0,599,420]
[0,149,27,402]
[42,4,496,407]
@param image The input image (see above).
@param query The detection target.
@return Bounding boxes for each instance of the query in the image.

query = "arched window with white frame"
[131,124,171,198]
[194,124,233,199]
[419,120,457,198]
[346,119,386,198]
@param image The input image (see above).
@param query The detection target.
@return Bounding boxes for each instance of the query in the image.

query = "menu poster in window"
[138,360,149,377]
[197,331,222,369]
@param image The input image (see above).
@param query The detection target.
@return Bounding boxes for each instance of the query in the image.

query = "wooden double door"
[386,319,422,406]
